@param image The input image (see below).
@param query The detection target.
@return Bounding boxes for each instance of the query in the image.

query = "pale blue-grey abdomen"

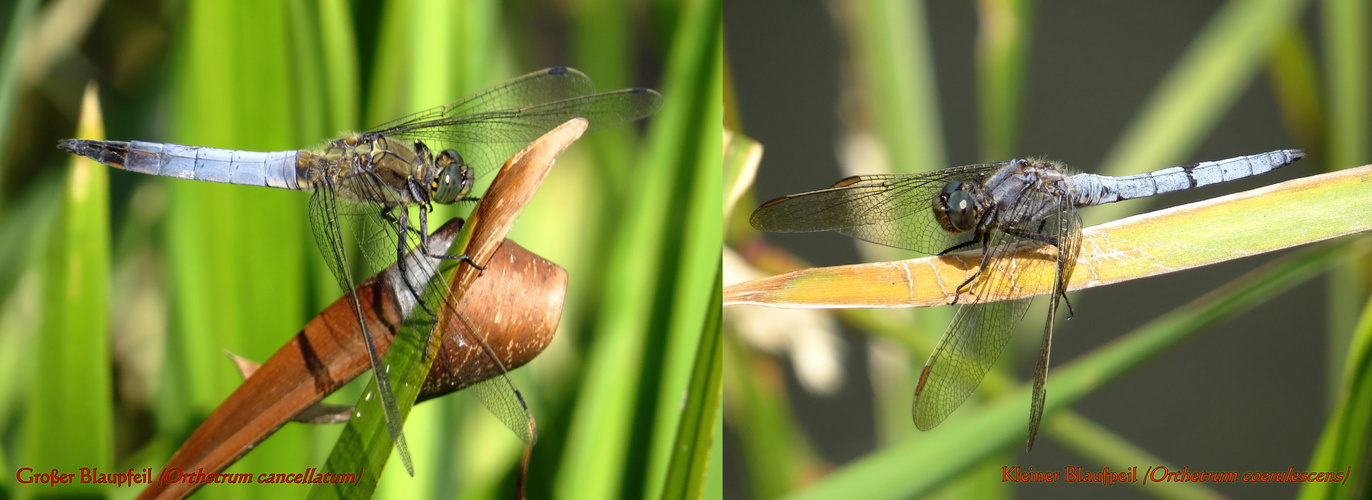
[58,139,305,191]
[1069,149,1304,207]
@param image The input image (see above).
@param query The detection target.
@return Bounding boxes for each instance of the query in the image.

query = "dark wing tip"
[622,87,664,107]
[756,196,793,209]
[832,175,865,188]
[548,66,569,75]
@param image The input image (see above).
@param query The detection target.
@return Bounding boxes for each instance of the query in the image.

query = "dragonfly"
[749,149,1304,449]
[59,66,662,472]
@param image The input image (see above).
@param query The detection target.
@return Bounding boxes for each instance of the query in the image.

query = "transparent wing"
[911,181,1080,432]
[307,186,414,473]
[452,313,538,444]
[910,238,1035,431]
[368,67,662,184]
[1025,193,1082,450]
[310,173,537,447]
[367,67,597,134]
[392,217,538,446]
[749,163,1011,255]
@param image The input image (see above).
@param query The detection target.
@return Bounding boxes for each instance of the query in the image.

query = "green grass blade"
[556,0,722,497]
[1319,0,1371,417]
[645,22,725,499]
[0,179,59,453]
[1040,412,1220,499]
[569,0,637,198]
[843,0,946,175]
[659,269,723,500]
[317,0,360,134]
[1321,0,1370,172]
[829,305,1224,499]
[0,0,37,184]
[1265,26,1323,149]
[1299,288,1372,499]
[27,84,113,498]
[975,0,1033,161]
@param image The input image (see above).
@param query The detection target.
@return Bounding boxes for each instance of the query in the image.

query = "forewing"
[366,67,596,136]
[368,67,661,184]
[749,163,1008,255]
[910,178,1069,431]
[384,90,661,182]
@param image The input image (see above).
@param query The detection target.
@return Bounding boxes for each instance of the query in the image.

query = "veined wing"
[391,216,538,445]
[749,163,1009,255]
[309,175,536,455]
[1025,191,1081,450]
[369,68,662,183]
[367,67,597,134]
[308,179,416,472]
[911,179,1081,450]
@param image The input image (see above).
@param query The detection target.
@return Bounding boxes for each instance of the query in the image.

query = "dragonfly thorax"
[932,180,980,233]
[308,135,438,205]
[432,148,473,204]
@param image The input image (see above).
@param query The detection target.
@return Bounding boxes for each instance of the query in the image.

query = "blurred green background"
[0,0,721,498]
[726,1,1368,499]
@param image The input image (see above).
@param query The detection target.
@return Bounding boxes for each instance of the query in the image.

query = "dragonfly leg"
[1003,226,1059,246]
[950,229,995,305]
[1001,227,1076,318]
[430,252,486,271]
[952,274,976,305]
[411,199,486,271]
[415,199,435,256]
[383,206,442,321]
[937,238,980,255]
[947,205,1003,305]
[391,205,448,359]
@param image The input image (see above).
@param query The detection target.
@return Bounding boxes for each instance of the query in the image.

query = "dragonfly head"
[432,149,474,203]
[933,180,979,233]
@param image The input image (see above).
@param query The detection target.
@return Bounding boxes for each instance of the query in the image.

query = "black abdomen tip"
[57,138,84,153]
[56,139,129,168]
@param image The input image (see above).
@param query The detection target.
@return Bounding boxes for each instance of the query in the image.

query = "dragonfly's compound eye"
[432,149,474,203]
[933,180,979,233]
